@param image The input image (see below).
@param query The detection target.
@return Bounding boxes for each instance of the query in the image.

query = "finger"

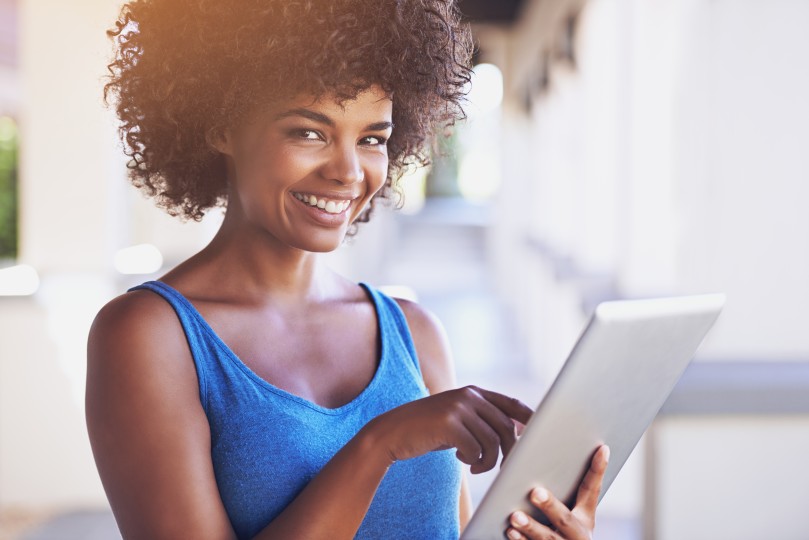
[461,416,500,474]
[473,398,519,462]
[508,510,561,540]
[452,423,483,466]
[575,444,610,516]
[504,527,528,540]
[469,386,534,425]
[529,487,590,539]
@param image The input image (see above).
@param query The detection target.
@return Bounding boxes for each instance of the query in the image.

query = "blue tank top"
[128,281,461,539]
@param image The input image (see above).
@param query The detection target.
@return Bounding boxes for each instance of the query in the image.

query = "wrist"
[355,417,396,470]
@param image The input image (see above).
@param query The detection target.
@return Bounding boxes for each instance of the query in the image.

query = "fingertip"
[531,486,549,505]
[506,527,524,540]
[518,404,534,424]
[601,444,611,463]
[510,510,529,527]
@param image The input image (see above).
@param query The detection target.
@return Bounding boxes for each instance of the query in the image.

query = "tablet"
[460,293,725,540]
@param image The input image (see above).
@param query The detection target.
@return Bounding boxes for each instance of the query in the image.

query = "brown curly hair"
[103,0,473,224]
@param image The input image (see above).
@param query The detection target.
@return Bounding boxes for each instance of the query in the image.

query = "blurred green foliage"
[0,116,18,260]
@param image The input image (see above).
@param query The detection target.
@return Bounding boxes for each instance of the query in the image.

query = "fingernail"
[511,511,529,526]
[507,528,522,540]
[603,445,611,462]
[532,487,549,503]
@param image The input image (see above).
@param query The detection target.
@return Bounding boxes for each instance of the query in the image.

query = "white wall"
[486,0,809,531]
[0,0,119,509]
[0,65,18,115]
[0,0,222,509]
[672,0,809,360]
[496,0,809,373]
[647,416,809,540]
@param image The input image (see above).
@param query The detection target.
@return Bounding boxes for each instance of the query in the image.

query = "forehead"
[294,85,393,114]
[273,85,392,121]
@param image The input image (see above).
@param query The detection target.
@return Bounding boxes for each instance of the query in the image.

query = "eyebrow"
[274,108,394,131]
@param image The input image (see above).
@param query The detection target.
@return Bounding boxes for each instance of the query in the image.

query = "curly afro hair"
[103,0,473,224]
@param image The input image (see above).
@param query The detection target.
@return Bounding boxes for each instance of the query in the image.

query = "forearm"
[253,424,392,540]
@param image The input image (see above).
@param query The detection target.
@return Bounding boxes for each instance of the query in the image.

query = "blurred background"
[1,0,808,538]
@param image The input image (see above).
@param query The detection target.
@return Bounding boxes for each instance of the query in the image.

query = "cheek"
[234,148,302,192]
[368,155,390,193]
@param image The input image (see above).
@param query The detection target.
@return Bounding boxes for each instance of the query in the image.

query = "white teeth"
[294,193,351,214]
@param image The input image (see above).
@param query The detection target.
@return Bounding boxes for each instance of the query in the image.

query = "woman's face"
[217,85,393,253]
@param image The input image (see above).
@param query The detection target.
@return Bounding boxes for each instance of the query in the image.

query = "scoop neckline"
[145,280,388,416]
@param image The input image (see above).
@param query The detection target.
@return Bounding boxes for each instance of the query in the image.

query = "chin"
[291,230,349,254]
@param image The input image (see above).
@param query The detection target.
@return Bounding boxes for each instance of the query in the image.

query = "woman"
[86,0,609,539]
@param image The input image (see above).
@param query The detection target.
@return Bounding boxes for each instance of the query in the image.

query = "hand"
[364,385,533,474]
[505,445,610,540]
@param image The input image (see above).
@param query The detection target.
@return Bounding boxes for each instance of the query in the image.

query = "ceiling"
[457,0,527,24]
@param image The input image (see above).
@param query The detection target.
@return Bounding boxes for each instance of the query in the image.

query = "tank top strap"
[126,280,216,408]
[358,282,425,382]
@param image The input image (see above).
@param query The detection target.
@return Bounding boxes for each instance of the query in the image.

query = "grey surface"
[19,509,637,540]
[660,360,809,415]
[22,510,121,540]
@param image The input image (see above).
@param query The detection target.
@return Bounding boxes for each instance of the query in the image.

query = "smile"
[292,192,352,215]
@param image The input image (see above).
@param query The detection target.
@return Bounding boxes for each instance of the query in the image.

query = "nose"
[321,142,364,185]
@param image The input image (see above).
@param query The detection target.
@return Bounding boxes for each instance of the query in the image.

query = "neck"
[187,205,335,305]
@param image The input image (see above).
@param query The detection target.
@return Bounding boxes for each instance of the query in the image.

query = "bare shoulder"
[86,287,201,440]
[89,288,184,356]
[393,297,457,394]
[87,288,199,397]
[86,288,231,538]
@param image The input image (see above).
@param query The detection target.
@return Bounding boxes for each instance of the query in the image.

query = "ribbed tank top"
[128,281,461,539]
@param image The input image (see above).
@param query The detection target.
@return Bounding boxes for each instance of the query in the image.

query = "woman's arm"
[86,292,238,540]
[88,293,530,540]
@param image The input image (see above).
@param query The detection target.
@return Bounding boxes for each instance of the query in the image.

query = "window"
[0,115,18,261]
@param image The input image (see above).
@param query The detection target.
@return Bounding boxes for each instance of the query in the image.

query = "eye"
[289,128,323,141]
[361,135,388,146]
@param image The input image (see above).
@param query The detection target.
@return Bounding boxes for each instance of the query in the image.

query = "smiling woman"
[87,1,608,540]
